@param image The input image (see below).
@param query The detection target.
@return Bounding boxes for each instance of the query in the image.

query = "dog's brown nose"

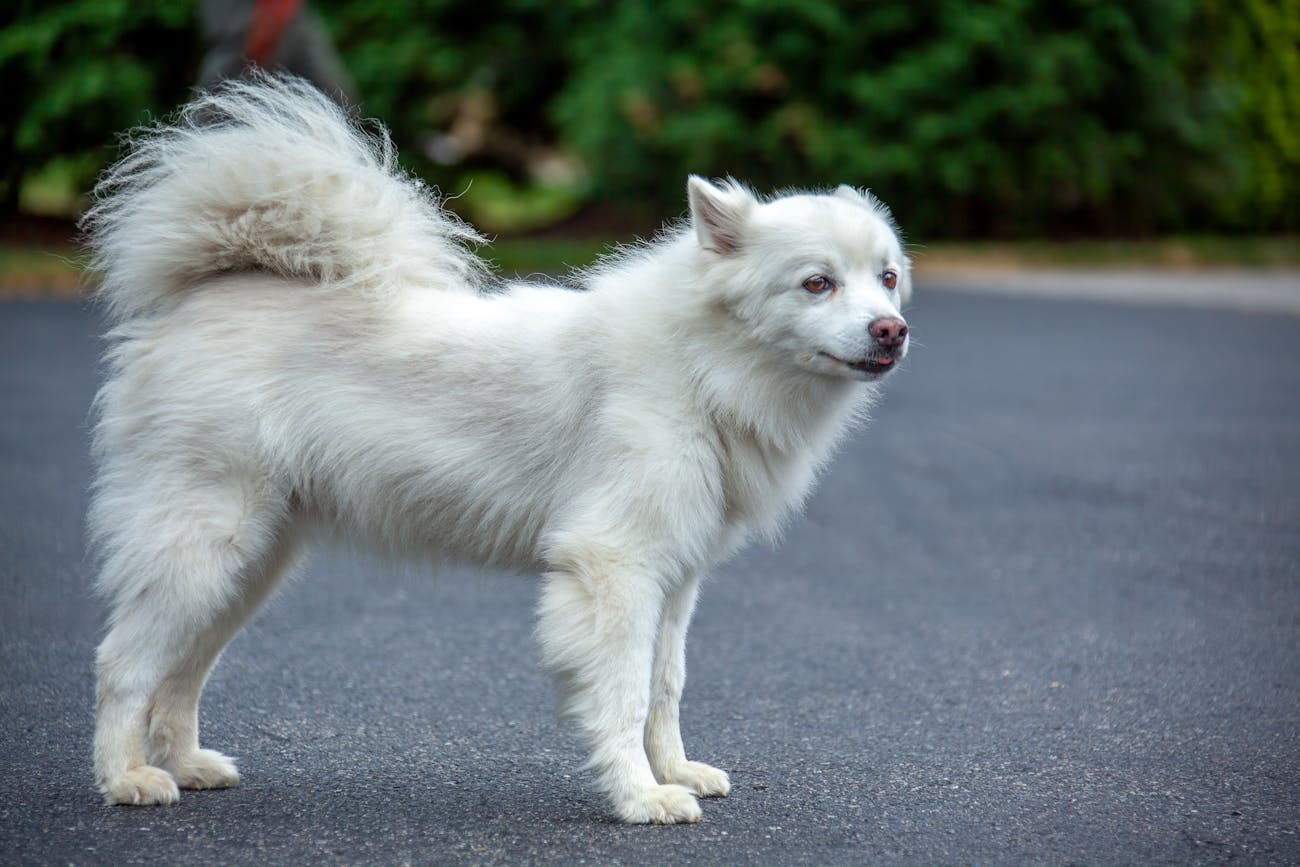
[869,316,908,348]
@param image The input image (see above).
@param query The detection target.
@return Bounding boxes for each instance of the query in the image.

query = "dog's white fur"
[83,75,911,824]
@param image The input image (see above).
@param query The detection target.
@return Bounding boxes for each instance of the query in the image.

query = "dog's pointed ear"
[836,183,900,228]
[835,184,865,203]
[688,175,753,255]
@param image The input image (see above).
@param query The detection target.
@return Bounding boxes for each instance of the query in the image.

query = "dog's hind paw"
[615,783,702,824]
[101,765,181,806]
[659,760,731,798]
[162,748,241,790]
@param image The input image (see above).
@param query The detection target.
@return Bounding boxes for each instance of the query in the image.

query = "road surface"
[2,284,1297,864]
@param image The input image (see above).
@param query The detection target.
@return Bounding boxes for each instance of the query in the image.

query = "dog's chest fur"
[707,392,859,550]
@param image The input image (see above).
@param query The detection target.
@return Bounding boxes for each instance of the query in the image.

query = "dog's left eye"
[882,270,899,290]
[802,275,834,295]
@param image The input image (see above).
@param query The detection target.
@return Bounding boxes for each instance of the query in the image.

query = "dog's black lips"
[821,351,897,375]
[848,357,895,375]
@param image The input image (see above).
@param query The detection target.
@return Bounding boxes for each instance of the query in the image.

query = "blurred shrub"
[1200,0,1300,230]
[542,0,1249,235]
[2,0,1296,236]
[0,0,196,212]
[321,0,566,175]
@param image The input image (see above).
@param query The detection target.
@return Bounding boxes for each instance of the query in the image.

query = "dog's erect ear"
[835,184,866,203]
[835,183,901,234]
[687,175,753,255]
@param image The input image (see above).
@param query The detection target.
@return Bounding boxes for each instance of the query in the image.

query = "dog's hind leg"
[144,525,300,791]
[537,561,702,824]
[93,477,288,805]
[644,574,730,798]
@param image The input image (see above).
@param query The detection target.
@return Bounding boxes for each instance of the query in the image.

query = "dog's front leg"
[644,574,731,798]
[537,565,701,824]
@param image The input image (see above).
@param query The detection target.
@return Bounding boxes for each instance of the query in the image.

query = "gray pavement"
[916,267,1300,317]
[2,283,1298,864]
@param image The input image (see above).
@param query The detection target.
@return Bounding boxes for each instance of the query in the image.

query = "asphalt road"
[2,287,1298,864]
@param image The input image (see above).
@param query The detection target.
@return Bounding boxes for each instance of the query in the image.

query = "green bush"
[1200,0,1300,230]
[0,0,196,212]
[546,0,1245,235]
[2,0,1295,236]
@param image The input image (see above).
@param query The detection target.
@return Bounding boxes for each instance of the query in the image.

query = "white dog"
[83,75,911,824]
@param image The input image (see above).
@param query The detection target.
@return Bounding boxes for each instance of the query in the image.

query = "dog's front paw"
[161,748,241,790]
[615,783,702,824]
[100,765,181,806]
[659,760,730,798]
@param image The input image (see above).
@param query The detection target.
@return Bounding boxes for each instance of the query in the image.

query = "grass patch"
[18,156,97,218]
[1,234,1296,300]
[485,235,1300,277]
[913,236,1300,270]
[0,244,86,297]
[452,172,587,236]
[479,237,614,277]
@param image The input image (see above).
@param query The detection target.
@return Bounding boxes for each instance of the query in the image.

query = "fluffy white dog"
[83,75,911,824]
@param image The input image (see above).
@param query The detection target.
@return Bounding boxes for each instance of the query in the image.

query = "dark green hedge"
[2,0,1295,236]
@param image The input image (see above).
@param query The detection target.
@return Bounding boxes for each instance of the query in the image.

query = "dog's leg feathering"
[144,531,298,790]
[537,565,702,824]
[644,575,730,798]
[93,477,288,805]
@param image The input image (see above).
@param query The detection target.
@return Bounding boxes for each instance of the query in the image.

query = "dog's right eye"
[802,275,834,295]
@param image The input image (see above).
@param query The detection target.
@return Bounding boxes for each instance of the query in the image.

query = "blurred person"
[197,0,354,101]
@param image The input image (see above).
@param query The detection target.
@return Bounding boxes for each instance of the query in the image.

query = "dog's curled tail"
[81,73,488,324]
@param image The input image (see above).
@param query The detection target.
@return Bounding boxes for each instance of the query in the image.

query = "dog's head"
[688,176,910,383]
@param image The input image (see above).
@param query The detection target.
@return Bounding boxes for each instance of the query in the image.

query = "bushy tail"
[81,73,488,324]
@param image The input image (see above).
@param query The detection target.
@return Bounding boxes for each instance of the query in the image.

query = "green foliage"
[2,0,1295,236]
[1200,0,1300,229]
[547,0,1246,235]
[318,0,569,184]
[0,0,197,211]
